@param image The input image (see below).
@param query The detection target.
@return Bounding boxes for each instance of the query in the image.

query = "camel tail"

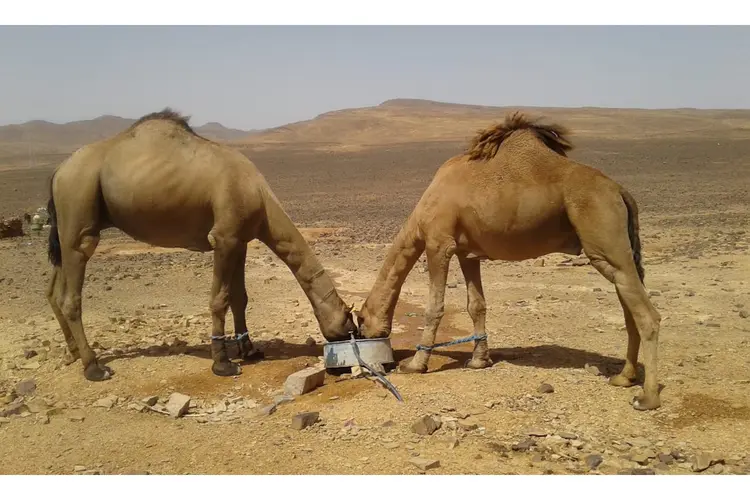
[47,174,62,267]
[621,189,644,284]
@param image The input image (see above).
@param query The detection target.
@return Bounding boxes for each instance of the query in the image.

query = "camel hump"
[465,112,573,161]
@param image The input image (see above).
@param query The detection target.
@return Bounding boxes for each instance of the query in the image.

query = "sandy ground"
[1,138,749,475]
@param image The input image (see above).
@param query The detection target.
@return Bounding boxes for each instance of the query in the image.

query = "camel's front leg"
[400,242,455,373]
[208,232,243,377]
[458,256,493,369]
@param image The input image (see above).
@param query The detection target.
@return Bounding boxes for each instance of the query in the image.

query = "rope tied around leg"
[416,333,488,352]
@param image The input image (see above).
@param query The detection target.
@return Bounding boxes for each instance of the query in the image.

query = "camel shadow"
[393,344,633,376]
[97,340,324,366]
[99,340,633,378]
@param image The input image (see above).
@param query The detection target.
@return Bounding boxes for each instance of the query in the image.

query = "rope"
[349,333,404,403]
[416,333,487,352]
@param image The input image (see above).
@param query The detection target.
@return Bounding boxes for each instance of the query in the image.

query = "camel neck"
[258,190,347,336]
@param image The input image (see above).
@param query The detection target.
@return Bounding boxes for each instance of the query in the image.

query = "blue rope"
[349,333,404,403]
[416,333,488,352]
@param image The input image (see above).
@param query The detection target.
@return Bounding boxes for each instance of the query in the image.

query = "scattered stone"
[618,468,655,475]
[26,400,50,413]
[691,453,714,472]
[165,393,191,418]
[24,349,38,359]
[558,432,578,440]
[584,363,601,376]
[740,310,749,319]
[712,464,725,474]
[512,438,536,452]
[305,337,317,347]
[20,361,41,370]
[73,465,87,473]
[626,437,651,448]
[274,394,295,406]
[537,383,554,394]
[68,414,85,423]
[291,411,320,430]
[15,379,36,396]
[458,418,479,431]
[658,453,674,465]
[585,454,603,469]
[648,290,662,297]
[351,366,364,377]
[446,437,460,449]
[2,392,15,404]
[0,402,29,418]
[527,429,548,437]
[92,395,118,409]
[381,420,395,427]
[533,259,545,267]
[141,396,158,407]
[256,404,277,417]
[630,453,652,465]
[283,366,326,396]
[411,415,441,436]
[409,457,440,471]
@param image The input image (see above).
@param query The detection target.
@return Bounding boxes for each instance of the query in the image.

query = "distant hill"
[0,114,259,161]
[238,98,750,151]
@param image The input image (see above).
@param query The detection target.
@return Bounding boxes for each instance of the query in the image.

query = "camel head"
[320,303,359,342]
[354,300,391,339]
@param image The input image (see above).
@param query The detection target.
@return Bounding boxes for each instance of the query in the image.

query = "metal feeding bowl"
[323,337,395,370]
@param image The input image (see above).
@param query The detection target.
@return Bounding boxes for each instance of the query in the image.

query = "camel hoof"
[465,358,494,370]
[212,361,242,377]
[609,374,637,387]
[398,358,428,374]
[84,363,114,382]
[631,393,661,411]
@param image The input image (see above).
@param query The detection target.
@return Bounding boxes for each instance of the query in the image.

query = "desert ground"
[1,102,749,475]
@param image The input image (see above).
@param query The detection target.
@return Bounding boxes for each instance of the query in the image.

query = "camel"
[356,112,662,411]
[45,109,357,381]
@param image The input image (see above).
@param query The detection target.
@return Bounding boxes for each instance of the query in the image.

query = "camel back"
[465,112,574,161]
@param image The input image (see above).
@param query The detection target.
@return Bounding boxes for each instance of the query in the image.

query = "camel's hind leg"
[458,256,493,369]
[401,240,455,373]
[571,193,661,410]
[207,230,244,376]
[228,244,262,360]
[45,267,80,365]
[58,234,112,381]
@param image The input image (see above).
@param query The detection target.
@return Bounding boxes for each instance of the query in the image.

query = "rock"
[618,468,655,475]
[630,453,651,465]
[283,366,326,396]
[0,402,29,417]
[626,437,651,448]
[446,437,460,449]
[740,310,749,319]
[584,363,601,376]
[68,414,85,423]
[691,453,714,472]
[558,432,578,440]
[24,349,38,359]
[274,394,295,406]
[141,396,158,406]
[411,415,442,435]
[255,404,277,417]
[15,379,36,396]
[73,465,87,473]
[26,400,50,413]
[383,442,400,450]
[291,411,320,430]
[533,259,545,267]
[305,337,317,347]
[381,420,395,427]
[458,418,479,431]
[165,393,191,418]
[20,361,41,370]
[2,392,16,404]
[658,453,674,465]
[512,438,536,452]
[527,429,548,437]
[585,454,603,469]
[351,366,364,377]
[409,457,440,471]
[93,395,118,409]
[648,290,662,297]
[0,417,10,425]
[537,383,554,394]
[712,464,725,474]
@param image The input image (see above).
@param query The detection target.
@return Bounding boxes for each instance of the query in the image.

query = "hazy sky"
[1,26,749,129]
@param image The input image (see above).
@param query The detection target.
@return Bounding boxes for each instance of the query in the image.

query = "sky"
[1,25,749,130]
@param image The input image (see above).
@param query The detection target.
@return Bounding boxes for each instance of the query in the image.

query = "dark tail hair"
[621,190,645,283]
[47,174,62,267]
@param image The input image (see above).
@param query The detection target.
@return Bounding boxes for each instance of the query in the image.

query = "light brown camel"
[46,109,356,381]
[356,112,662,411]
